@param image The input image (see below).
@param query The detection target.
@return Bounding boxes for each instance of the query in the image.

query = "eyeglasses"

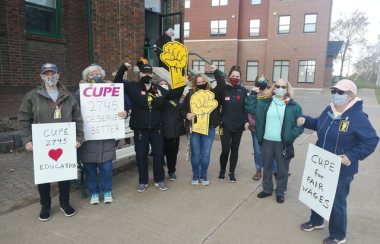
[331,89,345,95]
[275,85,287,89]
[258,79,266,83]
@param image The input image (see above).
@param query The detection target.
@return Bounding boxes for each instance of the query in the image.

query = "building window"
[298,60,316,83]
[193,61,205,73]
[246,61,259,82]
[212,60,225,73]
[249,19,260,37]
[210,20,227,37]
[273,61,290,82]
[184,22,190,38]
[25,0,62,39]
[185,0,190,8]
[278,16,291,34]
[304,14,318,33]
[251,0,261,5]
[212,0,228,6]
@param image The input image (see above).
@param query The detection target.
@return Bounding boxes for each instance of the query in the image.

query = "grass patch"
[353,80,378,89]
[375,90,380,105]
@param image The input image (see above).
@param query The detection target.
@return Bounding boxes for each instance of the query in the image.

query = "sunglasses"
[331,89,345,95]
[275,85,287,89]
[258,79,266,83]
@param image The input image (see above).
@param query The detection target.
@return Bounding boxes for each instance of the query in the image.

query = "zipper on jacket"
[322,120,334,149]
[261,100,271,142]
[281,106,287,144]
[52,93,67,108]
[149,110,151,129]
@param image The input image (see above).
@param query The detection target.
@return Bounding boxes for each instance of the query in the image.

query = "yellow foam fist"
[190,90,218,135]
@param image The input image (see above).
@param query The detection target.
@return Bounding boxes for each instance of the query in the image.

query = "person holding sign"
[18,63,84,221]
[74,64,127,205]
[180,65,226,186]
[245,78,303,203]
[298,79,379,244]
[218,65,247,183]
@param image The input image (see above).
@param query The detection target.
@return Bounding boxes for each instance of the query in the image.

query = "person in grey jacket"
[18,63,84,221]
[74,64,126,205]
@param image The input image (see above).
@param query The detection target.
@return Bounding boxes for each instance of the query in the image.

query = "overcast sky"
[331,0,380,76]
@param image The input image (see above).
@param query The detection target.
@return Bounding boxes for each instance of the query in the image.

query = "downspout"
[166,0,169,30]
[87,0,93,64]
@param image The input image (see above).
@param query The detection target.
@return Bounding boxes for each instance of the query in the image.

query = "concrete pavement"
[0,89,379,244]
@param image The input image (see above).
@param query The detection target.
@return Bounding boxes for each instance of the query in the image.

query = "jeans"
[309,174,354,240]
[250,130,277,173]
[189,129,215,175]
[83,161,113,195]
[220,131,243,173]
[38,180,70,205]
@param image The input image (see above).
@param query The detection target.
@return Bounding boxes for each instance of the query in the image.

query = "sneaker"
[228,172,236,183]
[200,175,209,186]
[155,182,168,191]
[253,168,262,181]
[60,201,75,217]
[300,221,324,231]
[90,194,100,205]
[103,191,113,203]
[137,184,148,193]
[218,171,225,180]
[39,204,51,221]
[323,237,346,244]
[169,173,177,181]
[191,175,199,185]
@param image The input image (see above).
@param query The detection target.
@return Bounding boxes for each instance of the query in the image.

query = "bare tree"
[353,43,380,83]
[331,10,369,78]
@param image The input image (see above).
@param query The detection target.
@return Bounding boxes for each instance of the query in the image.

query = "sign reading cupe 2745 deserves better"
[299,144,342,221]
[32,123,77,184]
[80,83,125,140]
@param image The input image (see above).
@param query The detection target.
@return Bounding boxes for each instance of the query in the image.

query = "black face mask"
[89,76,103,83]
[197,83,207,90]
[258,82,267,90]
[141,75,152,84]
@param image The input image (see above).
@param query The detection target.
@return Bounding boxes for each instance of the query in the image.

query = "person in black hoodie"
[114,62,184,192]
[218,65,247,182]
[156,78,186,181]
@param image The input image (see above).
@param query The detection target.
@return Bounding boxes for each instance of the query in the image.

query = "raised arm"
[166,85,186,101]
[114,63,130,84]
[245,88,259,115]
[211,66,226,101]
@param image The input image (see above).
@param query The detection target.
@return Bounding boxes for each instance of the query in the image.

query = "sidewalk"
[0,89,378,244]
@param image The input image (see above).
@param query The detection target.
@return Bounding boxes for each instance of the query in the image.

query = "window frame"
[211,0,228,7]
[210,20,227,37]
[303,13,318,33]
[246,61,259,82]
[250,0,262,5]
[184,21,190,38]
[278,15,291,35]
[211,60,226,73]
[192,60,205,73]
[272,60,290,82]
[25,0,63,39]
[249,19,260,37]
[185,0,190,9]
[297,60,316,83]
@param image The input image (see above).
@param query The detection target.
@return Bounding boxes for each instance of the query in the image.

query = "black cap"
[140,64,153,73]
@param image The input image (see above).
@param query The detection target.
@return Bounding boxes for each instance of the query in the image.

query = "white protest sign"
[299,144,342,221]
[79,83,125,140]
[32,122,77,185]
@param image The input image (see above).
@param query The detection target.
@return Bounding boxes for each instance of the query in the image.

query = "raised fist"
[190,90,218,135]
[160,41,188,88]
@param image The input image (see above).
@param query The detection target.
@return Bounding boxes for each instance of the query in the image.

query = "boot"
[253,168,262,181]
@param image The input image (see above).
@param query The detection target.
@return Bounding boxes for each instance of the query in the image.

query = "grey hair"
[82,64,106,81]
[347,90,355,97]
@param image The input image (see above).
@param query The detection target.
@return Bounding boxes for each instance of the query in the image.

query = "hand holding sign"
[339,154,351,166]
[190,90,218,135]
[26,141,33,151]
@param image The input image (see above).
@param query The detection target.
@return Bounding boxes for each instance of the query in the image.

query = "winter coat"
[301,101,379,175]
[245,91,304,145]
[156,34,171,56]
[18,82,84,147]
[220,84,247,132]
[248,90,267,132]
[74,79,116,164]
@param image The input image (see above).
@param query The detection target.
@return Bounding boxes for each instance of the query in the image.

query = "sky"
[331,0,380,76]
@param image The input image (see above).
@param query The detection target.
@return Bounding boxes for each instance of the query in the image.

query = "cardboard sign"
[299,144,342,220]
[32,123,77,184]
[79,83,125,140]
[160,41,188,89]
[190,90,218,135]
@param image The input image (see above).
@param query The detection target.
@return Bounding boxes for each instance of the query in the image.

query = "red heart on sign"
[48,148,63,162]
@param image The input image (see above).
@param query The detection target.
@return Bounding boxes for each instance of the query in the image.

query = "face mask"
[197,83,207,90]
[274,88,287,97]
[141,75,152,84]
[89,76,103,83]
[161,84,169,90]
[258,83,267,90]
[229,78,240,86]
[331,94,348,107]
[42,75,59,87]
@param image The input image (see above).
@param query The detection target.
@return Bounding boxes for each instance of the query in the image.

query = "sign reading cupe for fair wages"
[299,144,342,221]
[79,83,125,140]
[32,123,77,184]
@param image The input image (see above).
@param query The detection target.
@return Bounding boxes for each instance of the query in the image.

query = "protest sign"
[190,90,218,135]
[299,144,342,220]
[32,122,77,184]
[79,83,125,140]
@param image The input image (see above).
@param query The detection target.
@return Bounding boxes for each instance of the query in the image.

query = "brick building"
[184,0,335,88]
[0,0,184,118]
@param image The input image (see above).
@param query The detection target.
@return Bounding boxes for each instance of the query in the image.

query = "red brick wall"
[238,41,268,85]
[238,0,270,39]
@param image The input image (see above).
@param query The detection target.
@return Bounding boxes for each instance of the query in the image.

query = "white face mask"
[274,88,287,97]
[42,75,59,87]
[161,84,169,90]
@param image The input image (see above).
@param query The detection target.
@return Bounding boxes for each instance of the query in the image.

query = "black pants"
[220,131,243,173]
[134,129,165,184]
[163,137,180,174]
[38,180,70,205]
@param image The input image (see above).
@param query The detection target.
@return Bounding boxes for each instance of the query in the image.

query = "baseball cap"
[331,79,357,95]
[140,64,153,73]
[40,63,59,74]
[165,28,174,35]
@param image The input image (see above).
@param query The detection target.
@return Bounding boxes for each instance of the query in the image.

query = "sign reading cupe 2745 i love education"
[80,83,125,140]
[32,123,77,185]
[299,144,342,221]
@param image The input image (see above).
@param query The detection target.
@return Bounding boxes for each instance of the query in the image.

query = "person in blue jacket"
[298,79,379,244]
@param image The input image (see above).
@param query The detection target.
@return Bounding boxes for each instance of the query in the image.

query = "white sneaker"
[90,194,100,205]
[103,191,113,203]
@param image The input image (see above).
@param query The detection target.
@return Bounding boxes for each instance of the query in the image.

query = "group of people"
[18,60,378,244]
